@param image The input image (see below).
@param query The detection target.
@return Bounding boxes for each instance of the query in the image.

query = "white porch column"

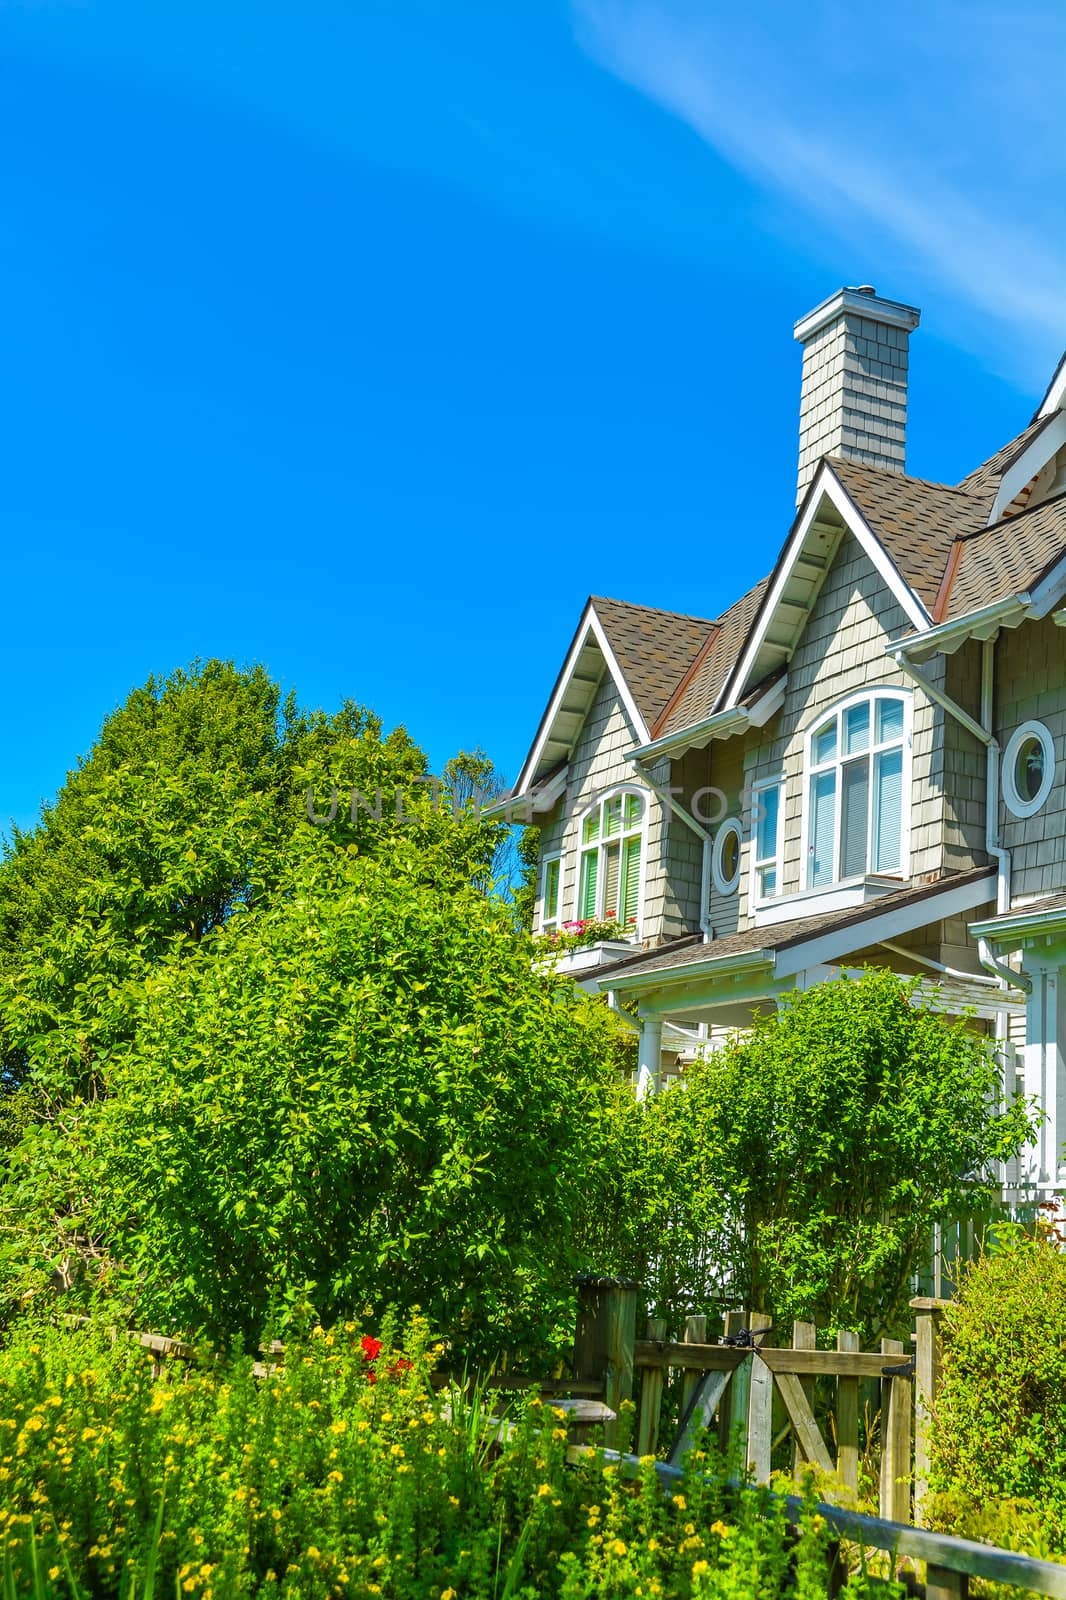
[1023,959,1066,1192]
[636,1011,663,1101]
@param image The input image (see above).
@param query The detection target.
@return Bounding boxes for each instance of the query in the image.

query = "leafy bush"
[590,971,1033,1341]
[927,1230,1066,1555]
[3,842,622,1359]
[0,1315,888,1599]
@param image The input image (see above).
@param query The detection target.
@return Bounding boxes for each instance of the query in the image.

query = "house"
[497,285,1066,1209]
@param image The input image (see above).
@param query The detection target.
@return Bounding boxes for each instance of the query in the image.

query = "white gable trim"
[1037,353,1066,420]
[989,410,1066,524]
[513,605,650,798]
[588,608,652,748]
[721,463,929,710]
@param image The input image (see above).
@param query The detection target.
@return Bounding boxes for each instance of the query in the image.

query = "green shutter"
[603,796,623,837]
[603,842,620,920]
[624,792,644,828]
[621,835,641,926]
[544,858,560,921]
[579,851,598,919]
[582,809,600,845]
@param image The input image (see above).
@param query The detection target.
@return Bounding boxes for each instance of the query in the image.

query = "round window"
[712,817,742,896]
[1003,721,1056,818]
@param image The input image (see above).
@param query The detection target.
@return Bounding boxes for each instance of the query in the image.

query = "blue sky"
[1,0,1062,832]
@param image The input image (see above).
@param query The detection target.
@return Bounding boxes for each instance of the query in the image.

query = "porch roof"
[597,867,997,996]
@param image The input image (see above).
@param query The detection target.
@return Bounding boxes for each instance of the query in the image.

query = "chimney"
[793,286,921,504]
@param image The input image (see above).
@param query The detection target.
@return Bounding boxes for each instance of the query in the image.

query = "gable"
[719,462,931,711]
[511,596,713,798]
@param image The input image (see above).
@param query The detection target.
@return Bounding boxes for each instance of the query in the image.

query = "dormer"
[987,357,1066,523]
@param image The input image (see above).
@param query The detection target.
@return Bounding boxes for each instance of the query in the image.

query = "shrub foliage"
[928,1230,1066,1555]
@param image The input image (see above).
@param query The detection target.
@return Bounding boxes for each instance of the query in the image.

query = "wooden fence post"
[835,1330,860,1497]
[879,1337,912,1524]
[681,1314,706,1418]
[791,1320,817,1477]
[911,1298,949,1528]
[747,1312,773,1484]
[636,1317,667,1457]
[571,1275,638,1452]
[719,1310,748,1460]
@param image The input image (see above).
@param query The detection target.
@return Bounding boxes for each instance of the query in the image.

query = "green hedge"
[928,1228,1066,1558]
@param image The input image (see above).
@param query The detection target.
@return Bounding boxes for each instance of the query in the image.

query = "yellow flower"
[49,1570,61,1582]
[692,1560,710,1577]
[328,1471,343,1484]
[448,1496,460,1508]
[389,1443,404,1458]
[442,1590,457,1600]
[608,1539,627,1557]
[330,1420,347,1435]
[306,1547,321,1561]
[710,1520,732,1539]
[537,1483,553,1498]
[672,1495,686,1510]
[23,1418,44,1433]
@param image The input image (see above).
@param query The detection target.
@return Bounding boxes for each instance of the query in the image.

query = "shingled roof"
[597,867,996,986]
[829,458,988,609]
[955,416,1057,505]
[940,492,1066,621]
[591,596,715,729]
[651,578,770,738]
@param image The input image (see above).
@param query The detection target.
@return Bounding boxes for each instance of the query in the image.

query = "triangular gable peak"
[511,597,713,799]
[985,408,1066,526]
[717,461,932,711]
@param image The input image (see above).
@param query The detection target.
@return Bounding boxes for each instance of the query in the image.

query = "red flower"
[361,1334,383,1362]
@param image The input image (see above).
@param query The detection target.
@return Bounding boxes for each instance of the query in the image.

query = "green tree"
[4,841,619,1356]
[0,661,502,1102]
[595,970,1034,1341]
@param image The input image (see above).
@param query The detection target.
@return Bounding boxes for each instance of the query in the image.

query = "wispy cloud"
[571,0,1065,383]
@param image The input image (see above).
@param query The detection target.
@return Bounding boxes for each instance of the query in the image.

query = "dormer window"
[804,691,910,889]
[578,789,645,930]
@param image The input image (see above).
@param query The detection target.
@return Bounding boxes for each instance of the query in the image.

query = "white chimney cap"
[794,286,921,344]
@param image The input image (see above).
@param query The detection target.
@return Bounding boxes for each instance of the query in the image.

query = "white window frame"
[749,776,785,906]
[575,785,648,936]
[712,816,743,897]
[799,688,913,891]
[538,850,564,935]
[1002,720,1056,819]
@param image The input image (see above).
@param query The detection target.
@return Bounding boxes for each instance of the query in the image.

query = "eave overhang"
[893,595,1032,663]
[629,675,787,764]
[971,904,1066,947]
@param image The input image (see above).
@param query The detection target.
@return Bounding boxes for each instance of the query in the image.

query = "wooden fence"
[569,1279,953,1525]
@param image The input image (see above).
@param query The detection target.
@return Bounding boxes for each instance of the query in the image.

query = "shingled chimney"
[793,286,921,505]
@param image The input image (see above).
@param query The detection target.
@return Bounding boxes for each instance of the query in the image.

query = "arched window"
[803,690,911,889]
[577,789,646,930]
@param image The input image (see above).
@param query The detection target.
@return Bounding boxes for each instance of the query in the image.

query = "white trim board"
[989,411,1066,524]
[1037,352,1066,420]
[720,462,929,711]
[513,603,651,797]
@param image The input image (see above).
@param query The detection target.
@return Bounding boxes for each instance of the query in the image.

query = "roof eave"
[600,948,775,994]
[971,904,1066,945]
[893,594,1032,662]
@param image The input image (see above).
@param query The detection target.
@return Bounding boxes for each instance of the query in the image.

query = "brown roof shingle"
[955,416,1057,504]
[600,868,996,984]
[942,492,1066,620]
[828,458,988,609]
[591,596,715,729]
[653,578,770,737]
